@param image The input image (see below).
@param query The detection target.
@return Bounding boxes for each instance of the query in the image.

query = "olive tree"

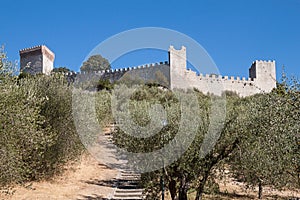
[230,85,299,199]
[111,84,246,200]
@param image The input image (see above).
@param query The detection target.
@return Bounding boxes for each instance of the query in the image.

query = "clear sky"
[1,0,300,79]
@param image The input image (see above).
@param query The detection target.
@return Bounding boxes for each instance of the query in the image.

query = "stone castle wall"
[20,45,276,97]
[172,70,262,97]
[169,46,276,97]
[66,61,170,87]
[100,61,170,86]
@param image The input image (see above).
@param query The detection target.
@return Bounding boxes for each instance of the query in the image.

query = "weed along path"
[0,125,145,200]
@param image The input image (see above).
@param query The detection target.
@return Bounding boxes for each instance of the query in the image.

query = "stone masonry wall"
[20,45,276,97]
[20,45,54,75]
[68,61,170,88]
[169,46,276,97]
[20,50,43,74]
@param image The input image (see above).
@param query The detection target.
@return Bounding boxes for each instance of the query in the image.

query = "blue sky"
[1,0,300,79]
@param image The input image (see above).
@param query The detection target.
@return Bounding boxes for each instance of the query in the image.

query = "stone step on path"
[112,170,145,200]
[101,124,145,200]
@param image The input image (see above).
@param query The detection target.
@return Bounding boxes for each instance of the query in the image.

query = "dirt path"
[2,153,298,200]
[1,124,298,200]
[0,126,123,200]
[0,125,146,200]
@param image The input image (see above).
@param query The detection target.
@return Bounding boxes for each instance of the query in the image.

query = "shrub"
[0,74,84,186]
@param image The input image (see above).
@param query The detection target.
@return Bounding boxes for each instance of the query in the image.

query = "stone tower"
[168,45,276,96]
[19,45,55,75]
[249,60,276,93]
[169,46,187,89]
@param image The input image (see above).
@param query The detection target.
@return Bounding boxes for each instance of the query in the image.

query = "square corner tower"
[19,45,55,75]
[249,60,276,93]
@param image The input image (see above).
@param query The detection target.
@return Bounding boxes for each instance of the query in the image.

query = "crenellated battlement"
[19,45,45,53]
[251,60,275,65]
[195,73,255,82]
[56,61,170,77]
[20,45,276,97]
[169,46,276,96]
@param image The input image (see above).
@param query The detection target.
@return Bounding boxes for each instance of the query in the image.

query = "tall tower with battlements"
[19,45,55,75]
[168,45,276,96]
[169,46,187,89]
[249,60,276,93]
[18,44,276,97]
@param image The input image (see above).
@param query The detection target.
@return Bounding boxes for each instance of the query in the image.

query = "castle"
[20,45,54,75]
[19,45,276,97]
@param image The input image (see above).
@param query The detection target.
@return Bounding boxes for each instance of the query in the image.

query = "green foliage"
[111,84,299,200]
[0,45,4,70]
[230,79,300,199]
[112,86,243,200]
[52,67,72,73]
[203,177,220,194]
[0,73,84,186]
[1,45,298,200]
[80,55,111,72]
[97,79,114,91]
[95,90,114,126]
[18,72,32,79]
[0,45,17,77]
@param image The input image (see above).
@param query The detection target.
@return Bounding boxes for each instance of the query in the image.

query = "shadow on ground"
[76,194,109,200]
[85,177,143,189]
[216,191,299,200]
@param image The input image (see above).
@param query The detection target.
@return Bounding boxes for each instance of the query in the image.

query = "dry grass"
[0,153,118,200]
[0,134,298,200]
[161,175,299,200]
[1,153,298,200]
